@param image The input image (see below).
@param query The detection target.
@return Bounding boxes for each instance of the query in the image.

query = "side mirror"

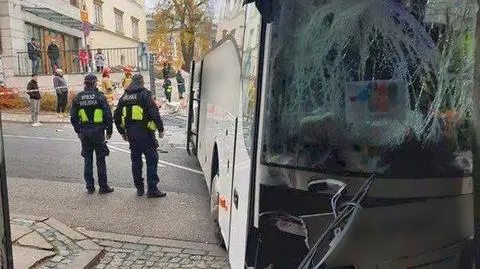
[243,0,273,23]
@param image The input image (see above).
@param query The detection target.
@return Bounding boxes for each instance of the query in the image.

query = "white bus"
[187,0,477,268]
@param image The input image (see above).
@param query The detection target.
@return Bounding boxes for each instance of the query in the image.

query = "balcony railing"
[15,47,146,76]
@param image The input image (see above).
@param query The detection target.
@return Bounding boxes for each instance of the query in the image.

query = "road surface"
[1,116,216,244]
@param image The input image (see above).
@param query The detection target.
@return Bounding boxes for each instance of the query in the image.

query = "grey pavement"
[10,215,228,269]
[2,118,217,244]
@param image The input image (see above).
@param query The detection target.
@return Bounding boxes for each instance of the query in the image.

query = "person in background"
[27,38,41,75]
[53,69,69,117]
[121,66,134,89]
[70,74,114,194]
[94,49,106,72]
[47,40,60,74]
[162,62,170,79]
[27,74,42,127]
[87,45,93,72]
[79,47,89,73]
[114,74,166,198]
[163,78,173,103]
[101,67,115,108]
[175,70,185,100]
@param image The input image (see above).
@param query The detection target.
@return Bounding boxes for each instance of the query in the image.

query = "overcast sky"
[145,0,158,11]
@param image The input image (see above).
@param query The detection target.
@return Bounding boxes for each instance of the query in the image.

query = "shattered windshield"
[261,0,477,177]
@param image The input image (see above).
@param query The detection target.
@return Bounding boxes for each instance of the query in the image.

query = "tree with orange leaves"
[149,0,213,71]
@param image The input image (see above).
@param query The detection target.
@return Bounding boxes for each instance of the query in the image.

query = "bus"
[186,0,477,268]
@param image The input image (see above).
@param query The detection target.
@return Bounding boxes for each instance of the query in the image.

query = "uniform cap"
[84,73,98,82]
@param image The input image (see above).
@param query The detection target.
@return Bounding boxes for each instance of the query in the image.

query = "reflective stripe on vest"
[121,105,156,131]
[79,109,88,123]
[79,108,104,124]
[93,109,103,123]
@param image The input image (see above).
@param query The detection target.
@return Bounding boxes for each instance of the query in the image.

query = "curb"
[12,214,227,260]
[75,227,226,256]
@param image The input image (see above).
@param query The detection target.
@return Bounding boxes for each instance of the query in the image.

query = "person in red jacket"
[79,47,89,73]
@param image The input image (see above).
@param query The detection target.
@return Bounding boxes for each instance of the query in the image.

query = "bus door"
[187,60,203,156]
[217,115,238,249]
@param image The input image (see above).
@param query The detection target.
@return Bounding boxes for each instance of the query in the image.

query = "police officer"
[114,74,166,198]
[71,73,114,194]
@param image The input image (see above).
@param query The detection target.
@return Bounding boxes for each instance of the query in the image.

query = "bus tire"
[210,174,226,249]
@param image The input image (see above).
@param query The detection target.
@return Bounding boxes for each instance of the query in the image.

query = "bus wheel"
[210,175,226,249]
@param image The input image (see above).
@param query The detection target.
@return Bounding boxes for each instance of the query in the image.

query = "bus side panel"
[201,41,243,249]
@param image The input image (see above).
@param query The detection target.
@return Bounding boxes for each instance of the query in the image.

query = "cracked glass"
[261,0,477,178]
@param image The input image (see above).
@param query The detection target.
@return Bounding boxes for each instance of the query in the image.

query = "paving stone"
[10,224,33,241]
[183,249,207,255]
[50,256,64,262]
[171,257,182,263]
[123,243,148,251]
[139,237,220,252]
[17,231,54,250]
[146,245,162,252]
[122,260,134,266]
[45,218,86,241]
[162,247,183,253]
[76,228,142,243]
[77,239,104,250]
[13,246,55,269]
[68,250,103,269]
[98,240,123,248]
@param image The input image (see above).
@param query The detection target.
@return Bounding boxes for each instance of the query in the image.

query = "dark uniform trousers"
[127,125,159,192]
[81,132,110,190]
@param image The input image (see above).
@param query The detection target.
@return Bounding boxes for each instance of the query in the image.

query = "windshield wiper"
[297,174,376,269]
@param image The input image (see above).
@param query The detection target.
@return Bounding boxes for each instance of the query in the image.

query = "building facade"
[83,0,147,49]
[0,0,84,81]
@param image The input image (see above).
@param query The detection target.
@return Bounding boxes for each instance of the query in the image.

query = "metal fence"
[16,47,146,76]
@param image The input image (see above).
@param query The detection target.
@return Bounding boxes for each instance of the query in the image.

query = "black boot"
[87,187,95,194]
[99,186,114,194]
[135,182,145,196]
[146,189,167,198]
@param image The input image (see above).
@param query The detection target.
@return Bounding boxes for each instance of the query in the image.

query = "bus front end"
[249,0,477,268]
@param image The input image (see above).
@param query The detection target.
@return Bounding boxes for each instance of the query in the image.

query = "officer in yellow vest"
[70,74,114,194]
[114,74,166,198]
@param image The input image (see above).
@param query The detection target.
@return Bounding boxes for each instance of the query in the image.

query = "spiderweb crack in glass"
[262,0,477,178]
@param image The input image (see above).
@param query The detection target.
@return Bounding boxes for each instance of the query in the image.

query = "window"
[114,9,124,33]
[261,0,477,178]
[94,3,103,25]
[131,17,139,39]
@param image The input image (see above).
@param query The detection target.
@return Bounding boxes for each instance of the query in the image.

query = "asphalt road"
[2,116,217,244]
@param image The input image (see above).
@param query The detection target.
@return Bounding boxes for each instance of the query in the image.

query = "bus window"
[242,5,262,155]
[261,0,476,178]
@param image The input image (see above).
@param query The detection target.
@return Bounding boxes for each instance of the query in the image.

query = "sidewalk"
[10,214,229,269]
[1,103,187,124]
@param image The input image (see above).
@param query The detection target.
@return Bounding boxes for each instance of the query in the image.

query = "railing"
[15,47,146,76]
